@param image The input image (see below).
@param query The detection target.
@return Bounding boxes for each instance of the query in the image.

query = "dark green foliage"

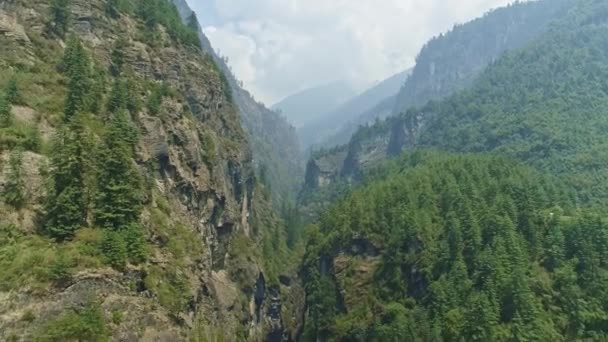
[2,148,26,208]
[303,151,608,340]
[87,65,106,114]
[6,76,22,105]
[146,84,163,115]
[135,0,201,48]
[100,230,127,269]
[45,119,89,241]
[122,223,147,263]
[48,0,71,38]
[414,9,608,202]
[36,302,108,341]
[0,93,12,128]
[187,12,199,31]
[49,252,72,286]
[105,0,122,18]
[109,37,127,76]
[94,112,142,230]
[61,38,90,121]
[107,78,127,114]
[281,202,303,248]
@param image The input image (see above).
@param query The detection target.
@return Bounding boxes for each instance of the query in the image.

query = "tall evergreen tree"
[5,76,22,105]
[45,117,89,240]
[94,112,142,230]
[2,148,26,208]
[107,79,127,115]
[48,0,71,37]
[0,93,11,128]
[187,12,199,31]
[62,38,90,121]
[110,37,127,76]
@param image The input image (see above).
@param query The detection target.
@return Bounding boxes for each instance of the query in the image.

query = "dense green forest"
[393,0,571,114]
[302,151,608,341]
[412,0,608,203]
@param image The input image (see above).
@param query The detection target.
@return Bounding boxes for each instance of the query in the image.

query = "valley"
[2,0,608,341]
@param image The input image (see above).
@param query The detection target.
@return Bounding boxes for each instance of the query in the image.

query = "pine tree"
[2,148,26,208]
[101,230,127,269]
[147,85,163,115]
[94,112,142,230]
[107,79,127,114]
[0,93,12,128]
[6,76,22,105]
[138,0,159,30]
[45,118,89,240]
[87,65,105,114]
[123,223,147,263]
[124,77,140,114]
[105,0,121,18]
[187,12,199,31]
[544,219,565,271]
[110,37,127,76]
[62,38,90,121]
[48,0,71,37]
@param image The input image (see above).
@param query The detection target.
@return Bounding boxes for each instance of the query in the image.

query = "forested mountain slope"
[173,0,304,207]
[300,0,608,221]
[302,152,607,340]
[0,0,302,340]
[393,0,571,115]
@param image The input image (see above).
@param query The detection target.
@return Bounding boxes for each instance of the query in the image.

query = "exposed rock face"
[172,0,303,207]
[0,0,304,340]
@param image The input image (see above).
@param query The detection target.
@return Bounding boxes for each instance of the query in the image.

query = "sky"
[186,0,524,105]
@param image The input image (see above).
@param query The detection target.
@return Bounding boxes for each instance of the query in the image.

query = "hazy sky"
[187,0,524,105]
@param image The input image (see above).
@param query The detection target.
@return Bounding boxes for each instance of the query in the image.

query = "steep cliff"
[0,0,302,340]
[173,0,304,207]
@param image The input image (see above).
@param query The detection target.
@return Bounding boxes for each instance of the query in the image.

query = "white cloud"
[187,0,523,105]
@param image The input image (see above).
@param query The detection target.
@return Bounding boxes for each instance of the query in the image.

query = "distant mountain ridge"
[297,70,410,149]
[300,70,411,149]
[272,81,357,128]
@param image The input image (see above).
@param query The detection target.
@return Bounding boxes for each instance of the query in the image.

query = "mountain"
[300,0,574,220]
[0,0,301,340]
[302,151,605,340]
[272,81,356,128]
[299,70,410,148]
[301,0,608,338]
[173,0,304,207]
[392,0,572,116]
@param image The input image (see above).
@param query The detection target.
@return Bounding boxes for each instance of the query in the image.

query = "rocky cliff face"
[0,0,302,340]
[173,0,303,206]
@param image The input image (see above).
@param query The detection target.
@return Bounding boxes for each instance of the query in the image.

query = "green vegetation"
[2,149,26,208]
[61,37,91,121]
[0,93,12,128]
[36,302,108,341]
[302,151,608,340]
[413,2,608,203]
[136,0,200,48]
[6,76,22,105]
[47,0,71,38]
[44,117,90,241]
[94,112,142,230]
